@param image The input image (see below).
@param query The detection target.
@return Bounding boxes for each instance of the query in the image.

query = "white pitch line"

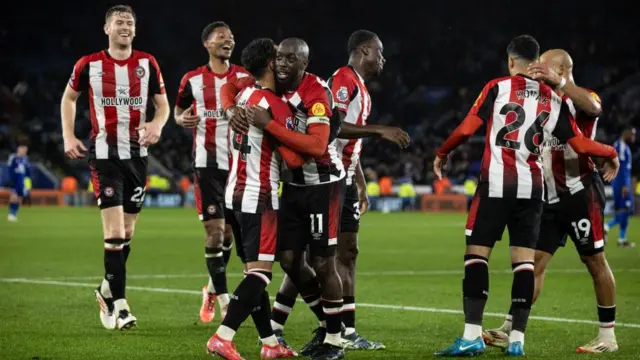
[39,268,640,281]
[2,277,640,329]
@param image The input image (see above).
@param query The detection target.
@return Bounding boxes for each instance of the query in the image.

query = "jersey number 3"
[495,102,549,154]
[233,133,252,161]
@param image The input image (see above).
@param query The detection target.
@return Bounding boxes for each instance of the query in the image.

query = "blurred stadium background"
[1,1,640,359]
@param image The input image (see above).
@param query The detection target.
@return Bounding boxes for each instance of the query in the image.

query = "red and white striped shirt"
[225,86,293,213]
[282,73,345,186]
[69,50,165,160]
[176,64,251,170]
[542,90,601,203]
[470,75,578,199]
[329,66,371,186]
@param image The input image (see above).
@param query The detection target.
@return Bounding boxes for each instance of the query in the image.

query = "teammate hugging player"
[60,5,170,330]
[7,140,30,222]
[175,21,250,324]
[433,35,619,357]
[223,38,348,360]
[482,49,621,354]
[205,37,304,360]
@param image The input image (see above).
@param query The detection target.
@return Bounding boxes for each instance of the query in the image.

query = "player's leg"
[207,210,295,359]
[270,273,300,333]
[617,193,634,247]
[307,180,345,360]
[7,190,22,222]
[503,199,543,356]
[194,168,230,323]
[223,224,234,265]
[436,195,505,357]
[569,182,618,352]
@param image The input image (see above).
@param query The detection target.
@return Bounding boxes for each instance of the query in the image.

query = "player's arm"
[277,145,307,168]
[138,56,169,146]
[355,161,369,214]
[222,77,255,134]
[61,57,89,159]
[174,74,200,128]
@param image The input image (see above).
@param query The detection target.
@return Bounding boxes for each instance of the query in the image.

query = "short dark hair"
[347,30,378,54]
[241,38,277,79]
[201,21,230,43]
[105,5,136,23]
[506,35,540,62]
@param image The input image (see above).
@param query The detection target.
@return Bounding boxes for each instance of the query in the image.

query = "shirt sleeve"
[176,74,194,109]
[302,80,333,125]
[552,101,580,143]
[467,80,499,122]
[147,56,166,95]
[68,57,90,92]
[328,71,356,114]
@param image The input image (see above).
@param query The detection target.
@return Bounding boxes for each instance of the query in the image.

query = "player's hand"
[175,105,200,128]
[226,105,249,134]
[137,121,163,147]
[433,155,447,180]
[601,157,620,183]
[378,126,411,149]
[246,105,272,130]
[64,136,87,159]
[527,62,563,87]
[358,189,369,215]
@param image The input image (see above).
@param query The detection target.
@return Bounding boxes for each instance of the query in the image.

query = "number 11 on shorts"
[310,213,323,234]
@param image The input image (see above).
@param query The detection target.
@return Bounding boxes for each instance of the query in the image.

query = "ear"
[508,57,514,70]
[103,23,109,35]
[268,60,275,71]
[302,59,309,70]
[361,46,371,57]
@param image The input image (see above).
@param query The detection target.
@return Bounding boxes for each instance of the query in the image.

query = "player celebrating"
[481,49,620,354]
[175,21,251,324]
[605,126,636,248]
[60,5,170,330]
[7,141,30,222]
[433,35,619,357]
[206,38,303,360]
[267,30,411,353]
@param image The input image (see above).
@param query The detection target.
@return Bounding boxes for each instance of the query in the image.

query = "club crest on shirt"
[135,66,146,78]
[337,86,349,102]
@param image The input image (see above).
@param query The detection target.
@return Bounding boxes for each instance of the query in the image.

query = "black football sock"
[222,244,233,265]
[221,269,272,332]
[342,295,356,333]
[322,298,344,346]
[463,255,489,327]
[104,238,126,300]
[597,304,616,328]
[206,247,228,295]
[272,292,297,330]
[252,290,275,340]
[511,262,535,334]
[123,239,131,263]
[300,277,325,325]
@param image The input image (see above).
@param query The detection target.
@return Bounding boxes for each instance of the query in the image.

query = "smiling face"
[104,11,136,47]
[275,42,308,88]
[205,26,235,61]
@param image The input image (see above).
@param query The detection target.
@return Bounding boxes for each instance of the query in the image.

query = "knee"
[124,222,136,240]
[279,251,296,274]
[223,225,234,245]
[204,221,225,246]
[311,256,335,279]
[581,253,608,277]
[338,238,359,265]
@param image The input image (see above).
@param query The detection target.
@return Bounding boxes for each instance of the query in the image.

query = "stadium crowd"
[1,1,639,188]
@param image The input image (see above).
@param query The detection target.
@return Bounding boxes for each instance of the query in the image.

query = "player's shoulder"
[331,66,355,80]
[301,72,329,90]
[7,154,16,164]
[581,87,602,104]
[181,65,207,81]
[132,50,158,61]
[75,50,105,66]
[230,64,251,79]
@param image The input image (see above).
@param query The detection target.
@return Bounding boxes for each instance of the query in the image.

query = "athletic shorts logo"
[337,86,349,102]
[311,103,326,116]
[135,66,146,79]
[207,204,217,215]
[104,187,114,197]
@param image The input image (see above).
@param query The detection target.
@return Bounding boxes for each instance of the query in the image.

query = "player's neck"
[208,57,230,74]
[107,45,132,60]
[256,75,275,92]
[348,58,369,81]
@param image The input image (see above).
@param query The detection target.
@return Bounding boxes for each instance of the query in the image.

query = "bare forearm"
[562,83,602,117]
[61,98,77,139]
[355,161,366,191]
[339,122,382,139]
[152,101,170,127]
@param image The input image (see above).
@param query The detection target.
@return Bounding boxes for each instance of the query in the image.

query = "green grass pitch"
[1,207,639,359]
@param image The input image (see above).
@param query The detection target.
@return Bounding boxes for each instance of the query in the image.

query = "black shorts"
[537,177,606,256]
[465,195,542,249]
[234,209,278,263]
[89,158,148,214]
[340,182,361,233]
[194,167,229,222]
[278,179,345,257]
